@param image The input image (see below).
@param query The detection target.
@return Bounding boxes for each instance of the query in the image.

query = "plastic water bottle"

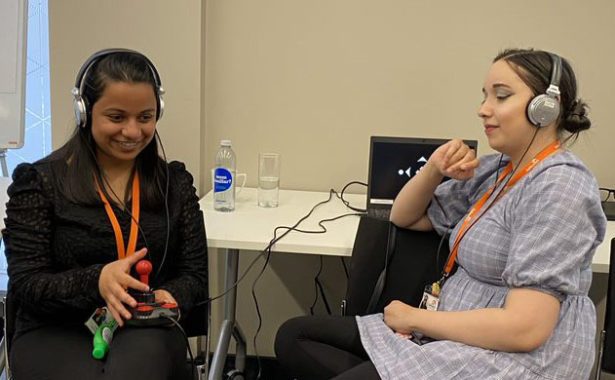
[213,140,236,212]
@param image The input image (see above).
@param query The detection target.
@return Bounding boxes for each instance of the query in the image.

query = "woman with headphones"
[275,49,605,379]
[2,49,208,379]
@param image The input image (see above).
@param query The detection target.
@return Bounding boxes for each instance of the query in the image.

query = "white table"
[200,187,613,379]
[200,187,364,380]
[201,188,364,256]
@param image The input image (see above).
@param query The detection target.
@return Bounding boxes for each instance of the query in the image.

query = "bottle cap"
[220,140,231,147]
[92,345,108,360]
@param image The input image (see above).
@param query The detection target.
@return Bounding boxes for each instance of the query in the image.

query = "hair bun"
[562,99,591,133]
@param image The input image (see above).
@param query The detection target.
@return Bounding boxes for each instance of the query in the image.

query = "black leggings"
[10,324,190,380]
[274,315,380,380]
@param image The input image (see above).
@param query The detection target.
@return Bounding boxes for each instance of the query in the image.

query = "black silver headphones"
[71,48,165,128]
[526,53,562,128]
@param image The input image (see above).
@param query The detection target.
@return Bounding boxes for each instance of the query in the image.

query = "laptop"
[366,136,478,220]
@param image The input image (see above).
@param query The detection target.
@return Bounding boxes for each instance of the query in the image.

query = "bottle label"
[214,168,233,192]
[102,326,114,344]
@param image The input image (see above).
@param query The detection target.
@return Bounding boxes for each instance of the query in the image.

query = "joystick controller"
[126,259,179,327]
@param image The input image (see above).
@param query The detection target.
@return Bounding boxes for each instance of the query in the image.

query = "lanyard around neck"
[442,140,561,276]
[96,172,140,260]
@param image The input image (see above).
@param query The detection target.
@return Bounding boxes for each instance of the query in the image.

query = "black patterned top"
[2,160,208,339]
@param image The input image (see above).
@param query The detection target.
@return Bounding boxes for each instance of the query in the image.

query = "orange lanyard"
[96,173,140,260]
[443,140,561,276]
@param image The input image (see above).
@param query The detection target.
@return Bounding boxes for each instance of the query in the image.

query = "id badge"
[85,307,113,335]
[418,282,440,311]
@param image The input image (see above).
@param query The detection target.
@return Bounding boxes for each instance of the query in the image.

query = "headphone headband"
[72,48,165,128]
[549,54,562,87]
[545,54,562,99]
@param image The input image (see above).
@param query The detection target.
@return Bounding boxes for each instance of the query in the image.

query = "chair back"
[181,299,210,379]
[601,238,615,373]
[343,216,450,316]
[181,301,209,337]
[0,289,16,378]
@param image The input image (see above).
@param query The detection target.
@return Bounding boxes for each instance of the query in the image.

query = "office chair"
[0,291,15,379]
[595,237,615,379]
[342,216,450,316]
[182,301,212,380]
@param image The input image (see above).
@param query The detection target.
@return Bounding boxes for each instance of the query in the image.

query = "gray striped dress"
[357,151,606,380]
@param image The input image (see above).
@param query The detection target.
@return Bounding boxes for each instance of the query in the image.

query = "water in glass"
[258,176,279,207]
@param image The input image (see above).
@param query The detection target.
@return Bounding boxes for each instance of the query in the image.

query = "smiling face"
[478,59,540,160]
[90,81,157,171]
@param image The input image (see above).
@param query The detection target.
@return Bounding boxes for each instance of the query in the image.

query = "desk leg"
[209,248,246,380]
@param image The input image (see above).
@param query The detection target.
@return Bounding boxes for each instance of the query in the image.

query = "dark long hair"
[494,48,591,142]
[43,51,166,209]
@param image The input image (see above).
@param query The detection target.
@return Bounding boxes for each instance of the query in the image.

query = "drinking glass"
[258,153,280,208]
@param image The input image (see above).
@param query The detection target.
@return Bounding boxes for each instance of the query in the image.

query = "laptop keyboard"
[367,208,391,220]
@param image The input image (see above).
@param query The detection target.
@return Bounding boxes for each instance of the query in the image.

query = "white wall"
[204,0,615,194]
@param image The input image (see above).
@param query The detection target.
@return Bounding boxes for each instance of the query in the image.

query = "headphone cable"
[436,128,541,281]
[153,130,171,280]
[85,140,154,262]
[91,135,171,281]
[163,316,196,380]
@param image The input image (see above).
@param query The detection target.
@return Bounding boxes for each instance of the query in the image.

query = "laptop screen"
[367,136,478,207]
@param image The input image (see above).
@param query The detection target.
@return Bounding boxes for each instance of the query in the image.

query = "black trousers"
[274,315,380,380]
[10,324,190,380]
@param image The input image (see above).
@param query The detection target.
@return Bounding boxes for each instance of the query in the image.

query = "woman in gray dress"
[275,48,606,380]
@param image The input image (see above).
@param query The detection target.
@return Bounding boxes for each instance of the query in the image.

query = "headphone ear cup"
[73,94,88,128]
[157,95,164,121]
[527,94,561,127]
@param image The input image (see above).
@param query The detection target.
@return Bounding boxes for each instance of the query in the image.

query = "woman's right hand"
[429,139,479,180]
[98,248,150,326]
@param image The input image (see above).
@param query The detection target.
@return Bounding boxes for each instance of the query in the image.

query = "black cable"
[190,183,364,379]
[194,250,267,307]
[431,195,451,275]
[309,256,329,315]
[249,193,363,379]
[93,132,171,282]
[163,316,196,380]
[339,181,367,212]
[480,128,540,216]
[194,184,366,309]
[273,212,364,317]
[192,189,353,379]
[153,131,171,280]
[374,222,395,312]
[439,128,541,282]
[340,257,349,280]
[249,190,343,379]
[489,153,505,199]
[85,141,154,264]
[316,275,331,314]
[193,207,356,309]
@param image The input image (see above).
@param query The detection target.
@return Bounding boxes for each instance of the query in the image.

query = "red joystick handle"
[136,260,152,286]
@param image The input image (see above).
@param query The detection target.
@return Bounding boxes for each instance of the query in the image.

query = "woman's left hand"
[383,300,418,334]
[154,289,178,305]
